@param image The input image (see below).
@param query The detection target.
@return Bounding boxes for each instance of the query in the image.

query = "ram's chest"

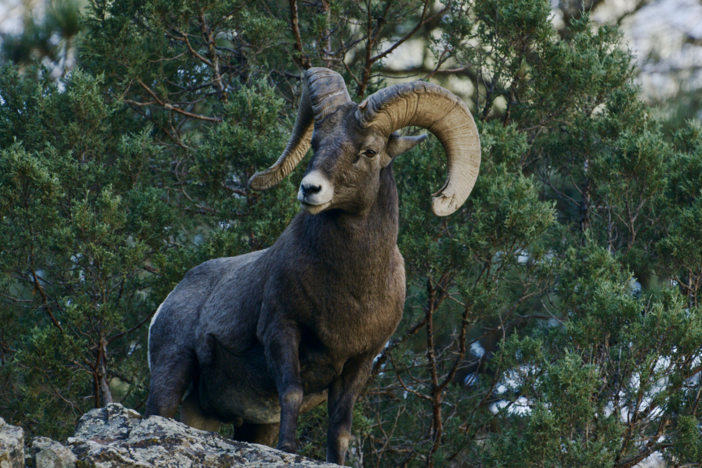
[311,308,394,360]
[306,251,405,359]
[296,291,402,393]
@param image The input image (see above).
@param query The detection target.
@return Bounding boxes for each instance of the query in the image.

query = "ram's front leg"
[326,351,376,465]
[263,324,303,453]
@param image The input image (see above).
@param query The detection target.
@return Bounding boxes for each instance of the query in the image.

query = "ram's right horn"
[356,82,481,216]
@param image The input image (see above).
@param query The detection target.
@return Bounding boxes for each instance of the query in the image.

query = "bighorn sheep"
[146,68,480,465]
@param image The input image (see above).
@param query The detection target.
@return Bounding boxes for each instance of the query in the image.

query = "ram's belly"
[200,385,328,424]
[197,344,336,424]
[202,387,281,424]
[201,385,328,424]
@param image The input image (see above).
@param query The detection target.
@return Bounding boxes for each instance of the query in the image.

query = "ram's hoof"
[277,442,297,454]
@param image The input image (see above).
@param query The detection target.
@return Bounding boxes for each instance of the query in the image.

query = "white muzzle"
[298,171,333,214]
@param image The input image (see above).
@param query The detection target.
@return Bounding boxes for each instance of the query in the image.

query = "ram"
[146,68,481,465]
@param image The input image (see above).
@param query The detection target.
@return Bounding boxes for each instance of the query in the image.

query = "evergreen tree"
[0,0,700,466]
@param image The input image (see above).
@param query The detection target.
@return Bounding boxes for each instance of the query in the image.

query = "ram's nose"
[297,171,333,213]
[300,182,322,197]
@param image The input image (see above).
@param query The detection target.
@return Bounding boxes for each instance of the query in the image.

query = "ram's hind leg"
[181,385,222,432]
[145,349,198,419]
[234,422,280,446]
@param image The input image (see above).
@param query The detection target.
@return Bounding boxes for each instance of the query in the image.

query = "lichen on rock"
[29,436,77,468]
[67,404,339,467]
[0,417,24,468]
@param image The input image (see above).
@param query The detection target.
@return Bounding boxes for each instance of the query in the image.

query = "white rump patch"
[147,290,173,371]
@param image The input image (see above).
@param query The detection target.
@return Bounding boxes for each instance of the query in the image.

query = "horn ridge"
[428,100,458,129]
[306,68,351,122]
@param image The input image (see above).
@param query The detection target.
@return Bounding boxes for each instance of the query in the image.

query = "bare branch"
[369,0,448,63]
[135,81,222,122]
[289,0,311,69]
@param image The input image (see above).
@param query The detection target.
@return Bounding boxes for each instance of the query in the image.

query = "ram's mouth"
[300,200,332,215]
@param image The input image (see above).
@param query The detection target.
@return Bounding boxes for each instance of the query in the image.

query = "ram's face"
[297,103,389,216]
[249,68,481,218]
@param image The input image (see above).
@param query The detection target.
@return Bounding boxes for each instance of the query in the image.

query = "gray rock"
[31,437,77,468]
[68,403,339,467]
[0,417,24,468]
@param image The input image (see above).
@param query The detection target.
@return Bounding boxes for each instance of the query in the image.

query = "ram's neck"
[296,164,399,271]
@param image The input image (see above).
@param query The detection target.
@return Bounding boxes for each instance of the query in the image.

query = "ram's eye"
[363,149,377,158]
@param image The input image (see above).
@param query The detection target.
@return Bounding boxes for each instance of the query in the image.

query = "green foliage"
[1,0,701,466]
[0,52,293,439]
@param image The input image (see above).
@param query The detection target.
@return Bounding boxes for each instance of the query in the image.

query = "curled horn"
[356,82,481,216]
[249,68,351,190]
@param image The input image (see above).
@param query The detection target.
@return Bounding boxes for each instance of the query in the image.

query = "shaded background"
[3,0,702,127]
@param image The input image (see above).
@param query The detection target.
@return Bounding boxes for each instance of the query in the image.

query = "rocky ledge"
[0,416,24,468]
[0,404,339,468]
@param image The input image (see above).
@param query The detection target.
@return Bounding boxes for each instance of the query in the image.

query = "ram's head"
[249,68,481,217]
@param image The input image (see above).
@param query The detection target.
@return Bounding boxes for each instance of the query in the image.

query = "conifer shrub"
[1,0,700,466]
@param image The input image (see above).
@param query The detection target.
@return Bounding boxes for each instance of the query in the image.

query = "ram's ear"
[386,132,428,158]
